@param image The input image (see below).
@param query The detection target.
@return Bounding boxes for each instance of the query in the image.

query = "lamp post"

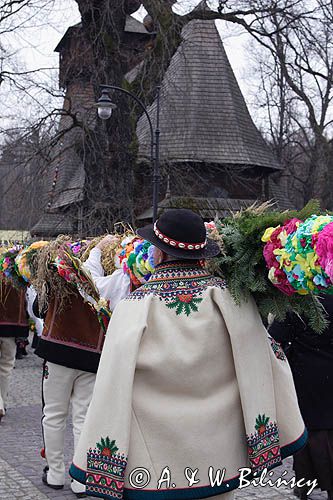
[96,85,161,222]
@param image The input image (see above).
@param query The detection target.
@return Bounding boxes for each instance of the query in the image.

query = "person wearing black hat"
[70,209,306,500]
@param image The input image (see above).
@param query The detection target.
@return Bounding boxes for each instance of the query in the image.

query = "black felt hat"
[137,209,220,260]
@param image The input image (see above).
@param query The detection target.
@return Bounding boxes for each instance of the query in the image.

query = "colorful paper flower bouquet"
[0,247,26,289]
[262,215,333,296]
[208,200,333,333]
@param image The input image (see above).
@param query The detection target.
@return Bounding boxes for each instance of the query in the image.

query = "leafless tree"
[0,127,50,229]
[247,0,333,208]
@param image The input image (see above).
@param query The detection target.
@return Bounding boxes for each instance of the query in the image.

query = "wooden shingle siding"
[268,176,294,210]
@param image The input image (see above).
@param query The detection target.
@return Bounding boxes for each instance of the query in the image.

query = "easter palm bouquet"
[207,200,330,333]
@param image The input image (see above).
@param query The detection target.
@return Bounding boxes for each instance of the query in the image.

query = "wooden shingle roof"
[137,20,280,171]
[137,196,256,222]
[30,212,74,237]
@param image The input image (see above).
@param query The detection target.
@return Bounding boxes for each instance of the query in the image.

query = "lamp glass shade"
[98,106,113,120]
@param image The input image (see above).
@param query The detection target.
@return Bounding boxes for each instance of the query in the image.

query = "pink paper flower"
[316,222,333,281]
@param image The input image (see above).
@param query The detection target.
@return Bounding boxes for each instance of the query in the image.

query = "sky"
[0,0,260,134]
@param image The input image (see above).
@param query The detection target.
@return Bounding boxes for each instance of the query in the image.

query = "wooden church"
[32,8,289,237]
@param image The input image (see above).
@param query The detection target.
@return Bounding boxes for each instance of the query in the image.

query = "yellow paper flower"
[291,234,298,250]
[273,248,292,270]
[278,230,288,247]
[261,226,280,243]
[294,252,317,278]
[311,215,332,233]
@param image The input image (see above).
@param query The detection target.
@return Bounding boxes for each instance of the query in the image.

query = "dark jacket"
[269,295,333,430]
[0,284,29,339]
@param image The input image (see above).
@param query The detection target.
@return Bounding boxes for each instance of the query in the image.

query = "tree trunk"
[306,135,332,209]
[75,0,135,233]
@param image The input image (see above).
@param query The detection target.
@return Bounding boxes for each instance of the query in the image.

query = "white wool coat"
[71,261,306,500]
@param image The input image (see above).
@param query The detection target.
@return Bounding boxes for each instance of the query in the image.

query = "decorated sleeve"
[83,247,130,310]
[70,296,151,499]
[83,247,105,278]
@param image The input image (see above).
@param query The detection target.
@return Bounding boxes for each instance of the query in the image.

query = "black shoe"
[42,466,64,490]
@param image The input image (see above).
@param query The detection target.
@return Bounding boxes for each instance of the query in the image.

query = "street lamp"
[96,84,161,222]
[97,88,117,120]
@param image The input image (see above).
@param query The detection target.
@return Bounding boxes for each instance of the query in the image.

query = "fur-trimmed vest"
[0,283,29,338]
[35,291,104,373]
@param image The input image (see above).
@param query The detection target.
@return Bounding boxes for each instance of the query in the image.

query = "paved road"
[0,344,327,500]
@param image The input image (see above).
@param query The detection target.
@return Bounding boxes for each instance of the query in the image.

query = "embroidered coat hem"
[70,429,307,499]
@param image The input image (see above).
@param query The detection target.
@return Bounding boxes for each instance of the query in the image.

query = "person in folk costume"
[269,295,333,500]
[82,235,131,307]
[0,281,29,422]
[34,237,130,498]
[70,209,307,500]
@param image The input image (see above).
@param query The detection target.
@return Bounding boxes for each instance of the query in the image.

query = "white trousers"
[42,361,96,486]
[0,337,16,414]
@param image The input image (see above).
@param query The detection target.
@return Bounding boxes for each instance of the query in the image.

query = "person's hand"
[96,235,118,250]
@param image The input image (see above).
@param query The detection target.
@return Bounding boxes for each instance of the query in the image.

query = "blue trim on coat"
[70,463,86,484]
[69,428,308,499]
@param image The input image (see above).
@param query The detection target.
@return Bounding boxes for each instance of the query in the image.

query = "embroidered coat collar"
[148,260,210,282]
[129,260,225,317]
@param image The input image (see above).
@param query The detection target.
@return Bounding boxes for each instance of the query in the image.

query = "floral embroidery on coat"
[127,261,226,316]
[268,335,287,361]
[86,437,127,498]
[246,414,281,473]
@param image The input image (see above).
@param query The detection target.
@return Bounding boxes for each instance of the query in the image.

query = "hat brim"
[137,224,221,260]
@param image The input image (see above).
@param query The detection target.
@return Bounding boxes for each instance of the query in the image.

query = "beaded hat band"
[153,223,207,250]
